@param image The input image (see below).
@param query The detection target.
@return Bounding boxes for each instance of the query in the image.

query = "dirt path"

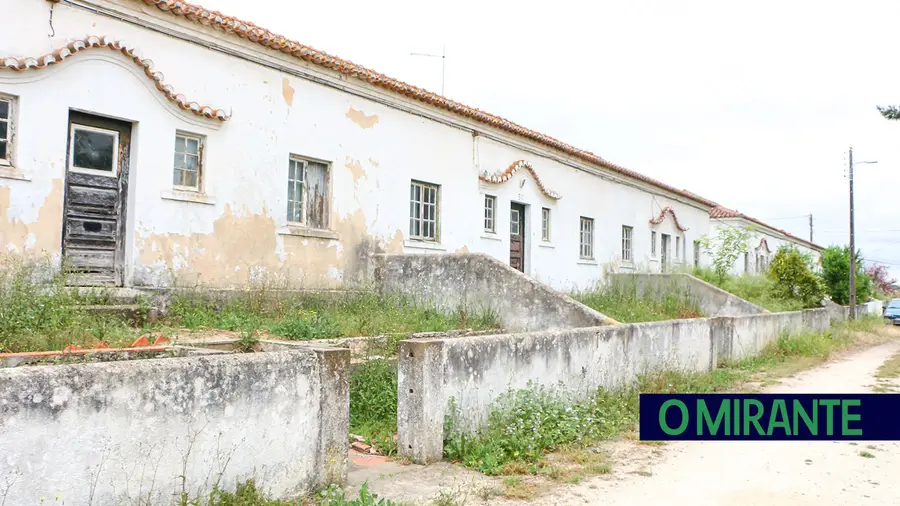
[533,339,900,506]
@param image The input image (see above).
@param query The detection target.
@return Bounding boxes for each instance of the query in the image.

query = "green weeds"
[572,281,702,323]
[349,359,399,455]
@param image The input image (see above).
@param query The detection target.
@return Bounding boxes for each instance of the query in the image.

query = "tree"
[767,246,825,307]
[878,105,900,120]
[819,246,873,305]
[866,263,898,297]
[699,226,753,285]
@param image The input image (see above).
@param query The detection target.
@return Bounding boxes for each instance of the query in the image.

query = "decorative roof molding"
[130,0,719,207]
[757,238,770,253]
[479,160,561,200]
[0,35,231,121]
[649,206,688,232]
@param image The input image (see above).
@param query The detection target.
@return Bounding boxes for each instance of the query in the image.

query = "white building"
[0,0,820,291]
[709,206,823,276]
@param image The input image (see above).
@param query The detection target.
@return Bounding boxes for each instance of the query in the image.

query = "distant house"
[0,0,821,290]
[709,206,823,276]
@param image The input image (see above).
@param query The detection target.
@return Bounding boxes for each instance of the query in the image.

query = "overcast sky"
[200,0,900,279]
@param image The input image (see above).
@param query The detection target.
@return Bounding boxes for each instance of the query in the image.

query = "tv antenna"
[410,45,446,96]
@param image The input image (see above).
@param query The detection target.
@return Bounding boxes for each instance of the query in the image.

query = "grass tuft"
[572,281,702,323]
[349,359,398,455]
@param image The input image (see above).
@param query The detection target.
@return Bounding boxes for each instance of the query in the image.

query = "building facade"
[0,0,819,291]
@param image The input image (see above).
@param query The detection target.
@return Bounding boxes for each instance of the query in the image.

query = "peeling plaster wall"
[4,0,713,290]
[0,347,350,504]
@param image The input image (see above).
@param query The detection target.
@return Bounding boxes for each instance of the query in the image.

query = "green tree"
[699,226,754,285]
[819,246,873,305]
[767,246,825,307]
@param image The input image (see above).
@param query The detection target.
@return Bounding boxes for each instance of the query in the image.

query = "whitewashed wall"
[1,0,712,292]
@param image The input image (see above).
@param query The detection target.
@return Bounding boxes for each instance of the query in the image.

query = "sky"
[199,0,900,279]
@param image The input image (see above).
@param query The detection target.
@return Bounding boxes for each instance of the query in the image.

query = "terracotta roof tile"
[133,0,721,207]
[0,35,231,121]
[710,206,822,251]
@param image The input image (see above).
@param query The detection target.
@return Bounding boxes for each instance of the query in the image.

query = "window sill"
[161,190,216,205]
[538,242,555,249]
[480,233,502,242]
[404,239,446,251]
[0,165,29,181]
[277,226,339,240]
[577,259,598,265]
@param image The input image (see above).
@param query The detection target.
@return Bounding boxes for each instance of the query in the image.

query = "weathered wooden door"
[62,111,131,286]
[509,203,525,272]
[661,233,670,272]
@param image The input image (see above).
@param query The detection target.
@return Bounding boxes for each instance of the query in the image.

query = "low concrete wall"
[718,311,805,362]
[0,347,349,505]
[397,318,716,463]
[606,273,766,317]
[377,253,611,332]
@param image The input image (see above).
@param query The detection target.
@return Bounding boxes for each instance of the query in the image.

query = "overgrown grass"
[166,290,500,340]
[444,318,887,477]
[0,255,143,353]
[692,268,807,312]
[572,281,702,323]
[349,359,399,455]
[174,480,401,505]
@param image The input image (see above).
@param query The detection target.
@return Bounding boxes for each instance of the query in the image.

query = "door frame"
[62,110,133,286]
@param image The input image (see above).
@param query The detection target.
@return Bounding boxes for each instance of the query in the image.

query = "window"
[541,208,551,241]
[0,97,11,165]
[693,240,701,267]
[744,252,750,273]
[676,236,682,260]
[409,180,439,241]
[651,231,657,256]
[621,226,633,262]
[69,123,119,176]
[173,132,202,189]
[510,208,521,235]
[287,156,331,229]
[484,195,496,233]
[579,217,594,259]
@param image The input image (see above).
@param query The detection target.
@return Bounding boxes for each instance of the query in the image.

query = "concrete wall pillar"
[710,316,734,366]
[397,340,445,464]
[313,346,350,487]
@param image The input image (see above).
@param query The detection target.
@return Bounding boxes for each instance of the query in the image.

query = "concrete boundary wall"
[0,347,349,505]
[398,305,872,463]
[377,253,612,332]
[606,273,766,317]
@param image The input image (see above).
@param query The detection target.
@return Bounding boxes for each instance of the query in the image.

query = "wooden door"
[62,111,131,286]
[661,234,670,272]
[509,203,525,272]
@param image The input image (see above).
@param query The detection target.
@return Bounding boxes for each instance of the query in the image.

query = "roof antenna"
[410,45,446,96]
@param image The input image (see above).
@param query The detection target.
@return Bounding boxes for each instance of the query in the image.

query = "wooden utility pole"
[809,214,813,243]
[849,147,856,319]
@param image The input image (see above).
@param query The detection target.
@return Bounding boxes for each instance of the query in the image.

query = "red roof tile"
[710,206,822,251]
[133,0,721,207]
[1,35,231,121]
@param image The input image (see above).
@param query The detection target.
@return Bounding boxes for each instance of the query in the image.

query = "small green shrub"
[271,309,341,340]
[349,359,398,455]
[768,246,825,307]
[573,281,702,323]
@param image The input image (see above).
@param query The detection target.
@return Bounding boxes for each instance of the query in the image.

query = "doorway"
[661,233,671,272]
[62,111,132,286]
[509,202,526,272]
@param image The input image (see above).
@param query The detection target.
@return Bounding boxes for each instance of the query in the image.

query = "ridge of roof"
[710,206,823,252]
[133,0,720,208]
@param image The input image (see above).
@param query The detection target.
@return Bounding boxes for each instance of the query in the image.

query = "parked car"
[884,299,900,325]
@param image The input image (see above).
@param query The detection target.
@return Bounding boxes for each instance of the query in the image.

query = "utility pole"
[847,148,878,319]
[849,147,856,319]
[809,214,813,243]
[410,45,446,96]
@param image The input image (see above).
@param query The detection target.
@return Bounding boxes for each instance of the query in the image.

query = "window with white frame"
[579,217,594,259]
[676,236,682,260]
[651,231,657,256]
[287,156,330,229]
[622,225,633,262]
[173,132,203,190]
[409,180,439,241]
[0,97,12,166]
[484,195,496,233]
[541,208,551,241]
[693,240,701,267]
[69,123,119,176]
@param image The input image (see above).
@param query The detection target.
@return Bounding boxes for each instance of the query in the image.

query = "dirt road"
[539,339,900,506]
